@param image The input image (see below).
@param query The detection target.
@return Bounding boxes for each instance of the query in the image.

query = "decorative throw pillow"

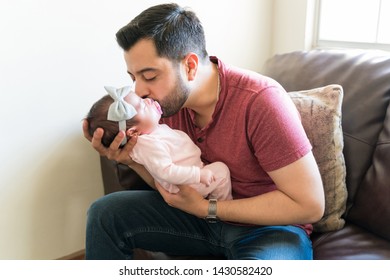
[288,85,347,232]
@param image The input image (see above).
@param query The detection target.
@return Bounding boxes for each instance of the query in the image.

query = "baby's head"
[86,94,139,147]
[86,86,163,148]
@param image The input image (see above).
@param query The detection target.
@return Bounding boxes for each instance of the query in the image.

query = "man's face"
[123,39,190,117]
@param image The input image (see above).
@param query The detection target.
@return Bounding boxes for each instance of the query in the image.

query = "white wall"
[0,0,273,259]
[271,0,316,56]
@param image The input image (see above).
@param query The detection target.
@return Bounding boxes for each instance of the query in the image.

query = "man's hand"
[155,182,208,219]
[82,119,137,166]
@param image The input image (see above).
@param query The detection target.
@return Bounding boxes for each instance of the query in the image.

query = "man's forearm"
[215,153,324,225]
[129,163,156,189]
[217,190,320,225]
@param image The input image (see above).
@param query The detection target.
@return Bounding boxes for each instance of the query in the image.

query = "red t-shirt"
[161,57,313,234]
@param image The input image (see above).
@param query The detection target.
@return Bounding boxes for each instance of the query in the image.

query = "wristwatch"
[205,198,219,223]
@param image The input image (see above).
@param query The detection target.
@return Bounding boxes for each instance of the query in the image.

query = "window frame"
[314,0,390,51]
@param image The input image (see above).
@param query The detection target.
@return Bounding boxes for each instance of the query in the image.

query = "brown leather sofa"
[99,49,390,259]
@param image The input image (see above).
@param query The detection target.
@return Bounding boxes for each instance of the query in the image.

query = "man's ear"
[184,53,199,81]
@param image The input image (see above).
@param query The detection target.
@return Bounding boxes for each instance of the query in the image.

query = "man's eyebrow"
[127,68,158,76]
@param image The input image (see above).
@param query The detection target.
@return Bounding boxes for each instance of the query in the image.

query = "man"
[83,3,324,259]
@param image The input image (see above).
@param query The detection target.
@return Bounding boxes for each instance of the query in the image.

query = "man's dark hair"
[116,3,208,62]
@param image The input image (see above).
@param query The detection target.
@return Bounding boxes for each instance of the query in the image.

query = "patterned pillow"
[288,85,347,232]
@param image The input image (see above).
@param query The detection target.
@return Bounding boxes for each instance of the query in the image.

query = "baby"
[86,86,232,200]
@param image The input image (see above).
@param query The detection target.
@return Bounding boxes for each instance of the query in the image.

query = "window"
[316,0,390,50]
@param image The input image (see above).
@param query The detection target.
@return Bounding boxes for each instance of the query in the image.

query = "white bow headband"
[104,85,137,145]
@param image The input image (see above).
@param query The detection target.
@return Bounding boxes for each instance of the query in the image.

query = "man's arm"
[83,119,155,188]
[129,162,156,189]
[156,152,325,225]
[218,152,325,225]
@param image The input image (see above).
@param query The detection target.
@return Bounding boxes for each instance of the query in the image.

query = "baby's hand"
[200,169,215,187]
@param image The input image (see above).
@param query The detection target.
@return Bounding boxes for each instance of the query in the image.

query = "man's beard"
[159,73,190,117]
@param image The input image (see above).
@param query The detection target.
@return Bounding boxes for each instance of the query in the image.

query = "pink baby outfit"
[130,124,232,200]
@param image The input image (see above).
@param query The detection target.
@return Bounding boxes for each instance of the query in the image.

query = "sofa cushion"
[288,85,347,232]
[348,104,390,240]
[312,223,390,260]
[262,50,390,214]
[263,50,390,240]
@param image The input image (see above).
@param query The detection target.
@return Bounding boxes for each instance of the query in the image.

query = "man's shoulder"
[216,58,283,93]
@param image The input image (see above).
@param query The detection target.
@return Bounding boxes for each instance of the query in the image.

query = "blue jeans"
[85,191,313,260]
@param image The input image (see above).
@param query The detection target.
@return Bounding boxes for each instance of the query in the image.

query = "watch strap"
[205,198,218,223]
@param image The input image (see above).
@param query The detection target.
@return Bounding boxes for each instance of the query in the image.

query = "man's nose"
[134,81,149,98]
